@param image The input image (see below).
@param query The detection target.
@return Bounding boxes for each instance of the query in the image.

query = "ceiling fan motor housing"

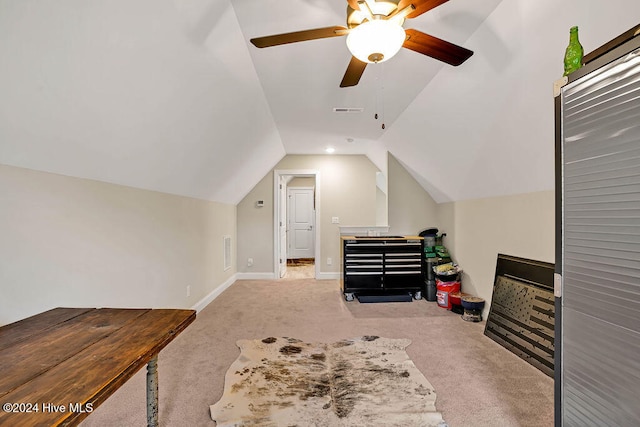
[346,0,402,28]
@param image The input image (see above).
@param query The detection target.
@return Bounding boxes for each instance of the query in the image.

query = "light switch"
[331,217,339,224]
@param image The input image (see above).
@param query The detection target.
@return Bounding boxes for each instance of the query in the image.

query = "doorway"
[273,170,321,280]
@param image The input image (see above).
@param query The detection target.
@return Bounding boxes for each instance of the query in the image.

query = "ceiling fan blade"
[340,56,368,87]
[251,26,348,48]
[346,0,360,10]
[403,29,473,66]
[397,0,449,19]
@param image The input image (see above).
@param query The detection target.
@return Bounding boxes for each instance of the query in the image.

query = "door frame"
[273,169,320,279]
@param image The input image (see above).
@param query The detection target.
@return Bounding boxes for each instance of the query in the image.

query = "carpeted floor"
[80,279,554,427]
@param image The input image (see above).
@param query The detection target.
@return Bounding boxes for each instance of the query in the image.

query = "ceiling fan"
[250,0,473,87]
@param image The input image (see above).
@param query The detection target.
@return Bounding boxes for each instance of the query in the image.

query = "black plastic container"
[425,280,437,301]
[425,257,439,281]
[435,272,460,283]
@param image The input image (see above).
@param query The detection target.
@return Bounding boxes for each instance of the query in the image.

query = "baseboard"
[235,272,277,280]
[191,274,237,313]
[317,272,340,280]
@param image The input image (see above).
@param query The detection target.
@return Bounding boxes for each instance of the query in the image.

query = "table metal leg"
[146,355,158,427]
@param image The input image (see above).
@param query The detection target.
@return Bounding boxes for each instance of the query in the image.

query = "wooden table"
[0,307,196,427]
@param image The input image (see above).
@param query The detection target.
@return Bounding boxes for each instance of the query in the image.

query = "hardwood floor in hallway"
[283,258,315,279]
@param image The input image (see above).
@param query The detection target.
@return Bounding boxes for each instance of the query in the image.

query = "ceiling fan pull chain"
[380,63,386,129]
[374,67,379,121]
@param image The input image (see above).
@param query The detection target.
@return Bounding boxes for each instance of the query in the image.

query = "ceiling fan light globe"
[346,20,406,64]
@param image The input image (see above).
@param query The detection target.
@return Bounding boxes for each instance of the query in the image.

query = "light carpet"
[210,336,446,427]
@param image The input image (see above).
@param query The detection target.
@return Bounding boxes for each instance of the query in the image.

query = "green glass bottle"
[563,26,584,76]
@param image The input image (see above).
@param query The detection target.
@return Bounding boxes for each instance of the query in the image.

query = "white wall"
[387,153,440,235]
[0,164,236,325]
[386,157,554,317]
[236,172,275,275]
[438,190,555,316]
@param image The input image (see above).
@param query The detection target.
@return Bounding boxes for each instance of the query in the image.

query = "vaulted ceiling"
[1,0,639,204]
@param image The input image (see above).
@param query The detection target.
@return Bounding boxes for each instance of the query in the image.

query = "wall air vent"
[223,235,232,271]
[333,107,364,113]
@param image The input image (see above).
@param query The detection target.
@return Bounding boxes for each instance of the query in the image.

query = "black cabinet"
[340,236,424,301]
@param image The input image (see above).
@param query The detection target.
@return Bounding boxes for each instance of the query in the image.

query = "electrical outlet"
[327,257,332,265]
[331,217,339,224]
[186,285,191,297]
[248,258,254,267]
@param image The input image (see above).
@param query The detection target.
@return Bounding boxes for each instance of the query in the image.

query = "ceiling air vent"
[333,107,364,113]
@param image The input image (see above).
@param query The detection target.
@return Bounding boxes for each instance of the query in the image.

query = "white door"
[287,187,315,259]
[278,177,288,278]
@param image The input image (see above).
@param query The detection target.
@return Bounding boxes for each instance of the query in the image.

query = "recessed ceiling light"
[346,138,354,143]
[325,147,336,154]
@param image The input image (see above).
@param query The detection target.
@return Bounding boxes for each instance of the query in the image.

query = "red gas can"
[436,279,461,309]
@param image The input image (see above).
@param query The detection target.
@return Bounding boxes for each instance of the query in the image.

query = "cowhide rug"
[210,336,446,427]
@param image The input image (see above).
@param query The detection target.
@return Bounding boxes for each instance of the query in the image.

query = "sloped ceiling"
[383,0,640,202]
[0,0,285,204]
[1,0,640,204]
